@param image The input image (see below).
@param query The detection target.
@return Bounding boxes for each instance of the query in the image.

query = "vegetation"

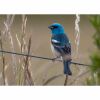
[86,15,100,85]
[0,15,34,85]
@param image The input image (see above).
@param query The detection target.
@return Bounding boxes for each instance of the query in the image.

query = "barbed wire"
[0,50,91,67]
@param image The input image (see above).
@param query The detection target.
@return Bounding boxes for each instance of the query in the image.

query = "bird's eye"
[53,26,58,28]
[48,26,58,29]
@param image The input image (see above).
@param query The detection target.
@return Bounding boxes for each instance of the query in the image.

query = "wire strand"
[0,50,91,67]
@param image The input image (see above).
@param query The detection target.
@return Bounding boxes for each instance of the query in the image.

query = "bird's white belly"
[50,44,71,61]
[51,44,61,57]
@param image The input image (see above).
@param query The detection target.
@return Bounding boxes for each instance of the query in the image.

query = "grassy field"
[0,15,95,85]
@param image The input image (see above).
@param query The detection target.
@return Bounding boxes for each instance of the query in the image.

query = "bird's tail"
[63,60,72,75]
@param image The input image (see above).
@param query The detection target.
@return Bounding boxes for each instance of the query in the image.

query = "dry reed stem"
[15,34,23,85]
[4,15,17,77]
[64,75,68,86]
[15,15,28,85]
[21,15,28,85]
[16,15,34,85]
[16,34,21,48]
[43,74,63,85]
[21,15,27,53]
[16,59,23,85]
[0,31,6,85]
[24,37,34,85]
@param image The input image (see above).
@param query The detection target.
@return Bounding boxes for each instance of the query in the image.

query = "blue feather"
[63,60,72,75]
[48,23,72,75]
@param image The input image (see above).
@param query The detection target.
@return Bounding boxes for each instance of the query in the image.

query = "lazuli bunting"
[48,23,72,75]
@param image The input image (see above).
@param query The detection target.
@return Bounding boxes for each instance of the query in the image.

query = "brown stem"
[64,75,68,86]
[24,37,34,85]
[0,31,6,85]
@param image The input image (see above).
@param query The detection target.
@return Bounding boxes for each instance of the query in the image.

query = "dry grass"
[24,37,34,85]
[64,75,68,86]
[0,31,6,85]
[4,15,16,76]
[15,15,34,85]
[0,15,34,85]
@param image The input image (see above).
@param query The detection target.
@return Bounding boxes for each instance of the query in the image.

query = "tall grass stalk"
[4,15,17,77]
[16,15,34,85]
[0,31,6,85]
[16,15,28,85]
[24,37,34,85]
[64,75,68,86]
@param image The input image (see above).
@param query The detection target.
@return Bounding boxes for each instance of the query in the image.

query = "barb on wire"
[0,50,91,67]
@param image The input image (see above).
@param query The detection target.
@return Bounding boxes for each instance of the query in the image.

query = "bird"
[48,23,72,75]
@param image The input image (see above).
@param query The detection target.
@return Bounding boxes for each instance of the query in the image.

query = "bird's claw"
[51,57,60,62]
[51,58,56,62]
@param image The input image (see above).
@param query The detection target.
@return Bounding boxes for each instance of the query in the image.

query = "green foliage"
[90,16,100,49]
[86,15,100,85]
[91,52,100,72]
[93,32,100,49]
[90,16,100,32]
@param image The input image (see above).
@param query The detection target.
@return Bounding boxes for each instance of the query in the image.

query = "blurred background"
[0,15,97,85]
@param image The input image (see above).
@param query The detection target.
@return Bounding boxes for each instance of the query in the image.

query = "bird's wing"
[51,34,71,55]
[51,39,71,55]
[62,44,71,55]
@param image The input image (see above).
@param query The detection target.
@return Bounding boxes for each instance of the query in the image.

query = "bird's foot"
[51,57,60,62]
[51,58,57,62]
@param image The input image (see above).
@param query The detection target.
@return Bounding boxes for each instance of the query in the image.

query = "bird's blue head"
[48,23,65,35]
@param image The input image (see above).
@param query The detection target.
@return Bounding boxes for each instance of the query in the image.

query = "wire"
[0,50,91,67]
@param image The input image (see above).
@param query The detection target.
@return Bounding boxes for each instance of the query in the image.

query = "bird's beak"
[48,26,53,29]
